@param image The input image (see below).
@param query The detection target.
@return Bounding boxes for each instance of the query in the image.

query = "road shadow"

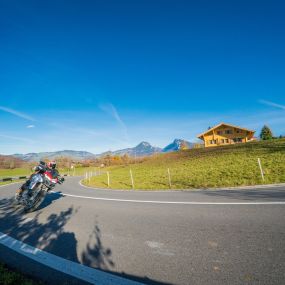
[80,220,172,284]
[37,191,63,210]
[0,198,79,262]
[82,223,115,270]
[0,197,171,285]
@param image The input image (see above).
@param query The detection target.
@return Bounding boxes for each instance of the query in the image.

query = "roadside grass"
[84,139,285,190]
[0,168,31,179]
[60,166,99,176]
[0,263,42,285]
[0,166,97,179]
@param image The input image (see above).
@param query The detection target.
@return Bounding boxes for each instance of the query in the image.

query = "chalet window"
[221,139,225,143]
[233,138,243,143]
[217,131,223,135]
[225,139,229,143]
[236,129,242,134]
[225,130,233,134]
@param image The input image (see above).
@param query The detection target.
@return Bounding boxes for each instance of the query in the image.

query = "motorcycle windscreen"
[28,173,43,190]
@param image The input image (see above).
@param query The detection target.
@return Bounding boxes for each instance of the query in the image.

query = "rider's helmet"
[47,161,57,169]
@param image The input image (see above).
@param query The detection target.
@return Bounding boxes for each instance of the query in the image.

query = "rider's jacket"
[48,168,60,179]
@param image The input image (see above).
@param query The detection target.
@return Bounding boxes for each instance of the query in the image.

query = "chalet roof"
[197,123,255,139]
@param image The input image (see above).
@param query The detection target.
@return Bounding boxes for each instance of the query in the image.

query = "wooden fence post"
[167,168,172,188]
[107,171,110,187]
[130,169,134,189]
[258,158,265,181]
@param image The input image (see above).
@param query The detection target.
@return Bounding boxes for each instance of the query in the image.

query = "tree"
[121,154,130,165]
[260,125,273,140]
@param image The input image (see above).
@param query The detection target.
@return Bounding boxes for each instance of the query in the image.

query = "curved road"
[0,177,285,285]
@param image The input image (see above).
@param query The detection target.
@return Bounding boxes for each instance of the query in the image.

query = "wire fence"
[81,157,278,190]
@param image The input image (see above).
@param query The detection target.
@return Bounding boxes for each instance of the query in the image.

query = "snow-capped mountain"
[162,139,194,153]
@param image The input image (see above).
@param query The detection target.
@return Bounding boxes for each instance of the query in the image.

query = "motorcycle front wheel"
[24,186,46,213]
[13,189,23,206]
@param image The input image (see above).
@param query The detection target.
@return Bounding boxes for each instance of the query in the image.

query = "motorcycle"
[14,162,64,212]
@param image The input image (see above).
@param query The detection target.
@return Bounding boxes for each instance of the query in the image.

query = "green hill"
[85,139,285,190]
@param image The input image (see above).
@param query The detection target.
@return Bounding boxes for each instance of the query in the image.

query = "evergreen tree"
[260,125,273,140]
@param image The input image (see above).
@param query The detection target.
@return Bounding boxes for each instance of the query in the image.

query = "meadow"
[84,139,285,190]
[0,168,32,178]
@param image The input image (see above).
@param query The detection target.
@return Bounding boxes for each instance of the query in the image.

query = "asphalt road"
[0,177,285,285]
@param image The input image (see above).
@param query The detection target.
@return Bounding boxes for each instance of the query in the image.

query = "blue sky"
[0,0,284,154]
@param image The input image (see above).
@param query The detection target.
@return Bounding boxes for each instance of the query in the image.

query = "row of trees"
[0,156,29,169]
[81,154,149,167]
[39,154,147,168]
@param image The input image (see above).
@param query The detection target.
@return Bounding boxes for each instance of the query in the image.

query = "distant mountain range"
[100,142,162,157]
[12,139,197,162]
[13,150,95,162]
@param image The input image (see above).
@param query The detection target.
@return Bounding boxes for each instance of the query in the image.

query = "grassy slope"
[85,139,285,190]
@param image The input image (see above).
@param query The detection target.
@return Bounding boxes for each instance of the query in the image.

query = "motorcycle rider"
[16,160,64,200]
[46,161,64,184]
[15,160,65,210]
[15,161,47,201]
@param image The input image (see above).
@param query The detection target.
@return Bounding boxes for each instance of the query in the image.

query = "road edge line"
[78,179,285,193]
[51,191,285,205]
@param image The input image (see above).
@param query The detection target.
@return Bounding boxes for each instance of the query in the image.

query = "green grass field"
[84,139,285,190]
[0,166,97,179]
[61,166,99,176]
[0,168,32,178]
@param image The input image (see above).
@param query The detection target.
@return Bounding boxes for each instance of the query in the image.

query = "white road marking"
[0,232,142,285]
[51,191,285,205]
[146,241,164,249]
[145,241,175,256]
